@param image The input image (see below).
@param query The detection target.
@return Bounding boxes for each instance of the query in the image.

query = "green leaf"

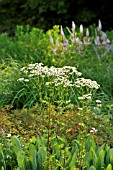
[29,144,37,170]
[85,134,96,152]
[11,136,22,155]
[66,152,72,167]
[89,165,96,170]
[69,150,78,169]
[109,148,113,166]
[70,168,79,170]
[37,146,47,169]
[99,149,105,167]
[105,145,110,165]
[0,150,6,170]
[106,164,112,170]
[57,135,65,143]
[83,152,91,168]
[17,150,25,170]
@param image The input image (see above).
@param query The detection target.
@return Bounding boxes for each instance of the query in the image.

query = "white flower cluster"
[78,93,92,100]
[75,78,100,89]
[17,78,29,82]
[18,63,100,98]
[17,63,100,103]
[19,63,82,79]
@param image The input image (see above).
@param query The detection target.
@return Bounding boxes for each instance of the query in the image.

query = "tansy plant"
[16,63,100,108]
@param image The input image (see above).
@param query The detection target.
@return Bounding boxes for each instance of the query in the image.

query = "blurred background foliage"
[0,0,113,35]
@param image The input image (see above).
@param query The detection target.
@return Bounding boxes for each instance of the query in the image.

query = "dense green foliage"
[1,135,113,169]
[0,21,113,169]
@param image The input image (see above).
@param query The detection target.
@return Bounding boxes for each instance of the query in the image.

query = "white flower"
[7,134,11,138]
[96,100,102,103]
[78,107,83,110]
[98,19,102,31]
[72,21,75,33]
[94,36,101,45]
[78,96,84,100]
[66,100,71,104]
[80,24,83,35]
[17,78,25,81]
[20,67,26,71]
[90,127,97,134]
[75,37,82,44]
[86,28,89,37]
[83,37,91,45]
[24,79,29,82]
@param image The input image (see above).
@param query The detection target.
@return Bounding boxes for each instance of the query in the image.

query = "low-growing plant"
[1,134,113,170]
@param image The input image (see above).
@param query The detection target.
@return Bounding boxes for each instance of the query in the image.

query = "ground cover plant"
[0,20,113,169]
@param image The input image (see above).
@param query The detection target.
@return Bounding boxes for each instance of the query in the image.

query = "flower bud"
[86,28,89,37]
[60,25,65,36]
[98,19,102,31]
[80,24,83,35]
[72,21,75,33]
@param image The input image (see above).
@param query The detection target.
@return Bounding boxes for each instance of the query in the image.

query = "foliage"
[1,135,113,169]
[0,21,113,169]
